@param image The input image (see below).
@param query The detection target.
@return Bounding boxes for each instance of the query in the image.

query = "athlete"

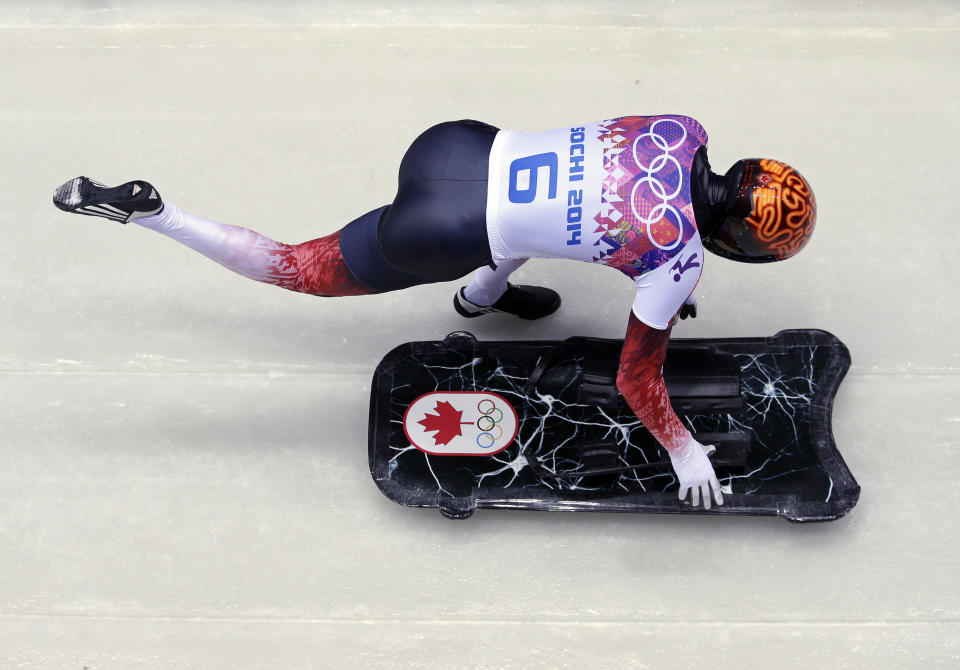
[53,116,817,510]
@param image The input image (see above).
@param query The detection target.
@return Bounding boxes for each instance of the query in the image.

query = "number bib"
[485,115,709,328]
[486,123,604,263]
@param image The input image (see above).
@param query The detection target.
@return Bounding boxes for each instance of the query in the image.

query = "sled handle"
[523,337,623,407]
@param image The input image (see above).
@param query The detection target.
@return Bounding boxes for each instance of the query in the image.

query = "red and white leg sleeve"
[134,204,375,297]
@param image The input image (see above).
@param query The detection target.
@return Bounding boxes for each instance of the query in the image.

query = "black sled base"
[368,330,859,522]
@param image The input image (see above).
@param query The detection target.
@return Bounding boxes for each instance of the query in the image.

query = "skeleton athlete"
[53,115,817,509]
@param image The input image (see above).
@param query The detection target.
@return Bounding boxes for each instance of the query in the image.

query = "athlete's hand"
[678,295,697,320]
[668,436,723,509]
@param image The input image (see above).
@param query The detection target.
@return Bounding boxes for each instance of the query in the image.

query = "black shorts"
[338,120,498,292]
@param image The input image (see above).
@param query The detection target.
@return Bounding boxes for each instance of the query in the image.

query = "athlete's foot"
[53,176,163,223]
[454,283,561,320]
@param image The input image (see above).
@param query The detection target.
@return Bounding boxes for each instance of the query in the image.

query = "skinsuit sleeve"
[615,311,692,453]
[617,312,723,509]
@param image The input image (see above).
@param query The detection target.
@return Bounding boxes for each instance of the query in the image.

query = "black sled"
[367,329,859,522]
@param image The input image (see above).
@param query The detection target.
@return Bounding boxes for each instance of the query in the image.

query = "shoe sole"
[53,176,159,223]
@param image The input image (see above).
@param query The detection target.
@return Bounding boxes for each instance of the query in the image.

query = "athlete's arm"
[616,311,723,508]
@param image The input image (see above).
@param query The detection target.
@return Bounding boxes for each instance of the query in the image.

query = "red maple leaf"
[418,400,470,446]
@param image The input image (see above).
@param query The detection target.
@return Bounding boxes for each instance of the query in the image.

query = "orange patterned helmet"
[701,158,816,263]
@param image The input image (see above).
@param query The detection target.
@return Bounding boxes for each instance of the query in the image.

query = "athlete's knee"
[290,231,376,297]
[339,206,429,293]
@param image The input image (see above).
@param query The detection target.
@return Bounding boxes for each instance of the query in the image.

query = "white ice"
[3,1,959,667]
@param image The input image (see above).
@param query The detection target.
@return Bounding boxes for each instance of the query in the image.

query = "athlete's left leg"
[52,175,412,297]
[134,202,377,296]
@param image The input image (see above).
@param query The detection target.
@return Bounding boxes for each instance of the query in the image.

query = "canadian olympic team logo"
[630,118,687,251]
[403,392,518,456]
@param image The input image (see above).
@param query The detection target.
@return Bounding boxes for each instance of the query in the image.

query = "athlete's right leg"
[462,258,528,306]
[374,120,561,319]
[453,258,561,320]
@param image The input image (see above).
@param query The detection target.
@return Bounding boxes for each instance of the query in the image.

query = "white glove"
[668,436,723,509]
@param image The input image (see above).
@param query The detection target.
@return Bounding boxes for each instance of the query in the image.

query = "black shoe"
[53,176,163,223]
[454,283,561,321]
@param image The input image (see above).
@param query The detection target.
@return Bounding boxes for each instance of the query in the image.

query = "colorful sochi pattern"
[592,116,708,279]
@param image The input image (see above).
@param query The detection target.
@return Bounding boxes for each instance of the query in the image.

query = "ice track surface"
[3,1,959,668]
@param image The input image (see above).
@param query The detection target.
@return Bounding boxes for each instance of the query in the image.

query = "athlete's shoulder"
[630,232,704,330]
[601,115,708,146]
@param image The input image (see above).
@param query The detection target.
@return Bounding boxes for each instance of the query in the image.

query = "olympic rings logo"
[475,399,504,449]
[629,118,687,251]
